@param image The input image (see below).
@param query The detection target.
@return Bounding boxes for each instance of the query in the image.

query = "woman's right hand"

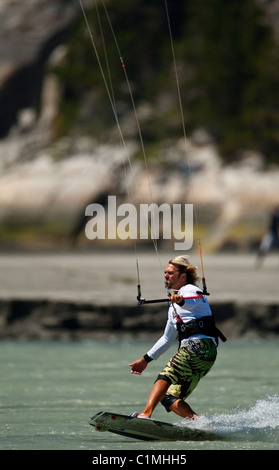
[129,357,148,375]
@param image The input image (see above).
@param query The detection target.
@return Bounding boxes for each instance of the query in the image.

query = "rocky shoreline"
[0,251,278,341]
[0,297,279,341]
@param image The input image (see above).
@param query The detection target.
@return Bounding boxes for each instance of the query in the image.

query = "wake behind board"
[89,411,215,441]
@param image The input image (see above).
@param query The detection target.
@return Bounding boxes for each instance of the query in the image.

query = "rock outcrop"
[0,0,279,252]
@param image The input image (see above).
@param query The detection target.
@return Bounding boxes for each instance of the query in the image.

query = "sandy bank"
[0,251,278,340]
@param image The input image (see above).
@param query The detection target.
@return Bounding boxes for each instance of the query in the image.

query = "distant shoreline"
[1,297,278,341]
[0,251,278,340]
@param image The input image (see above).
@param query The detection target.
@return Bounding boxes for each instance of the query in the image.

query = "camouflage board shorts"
[158,337,217,404]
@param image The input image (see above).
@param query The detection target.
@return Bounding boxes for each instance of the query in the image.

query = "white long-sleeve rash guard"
[146,284,215,361]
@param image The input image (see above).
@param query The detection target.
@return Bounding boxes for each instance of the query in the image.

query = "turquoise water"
[0,339,278,450]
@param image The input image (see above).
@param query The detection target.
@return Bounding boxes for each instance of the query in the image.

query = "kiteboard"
[89,411,216,441]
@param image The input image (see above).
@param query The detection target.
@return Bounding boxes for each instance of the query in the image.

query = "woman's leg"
[138,379,169,418]
[169,398,198,419]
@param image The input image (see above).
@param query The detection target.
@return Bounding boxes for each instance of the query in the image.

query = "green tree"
[181,0,279,162]
[52,0,279,164]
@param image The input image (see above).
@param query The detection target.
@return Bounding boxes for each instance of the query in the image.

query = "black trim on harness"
[176,315,227,347]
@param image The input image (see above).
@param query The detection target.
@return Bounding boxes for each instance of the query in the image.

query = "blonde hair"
[169,256,201,286]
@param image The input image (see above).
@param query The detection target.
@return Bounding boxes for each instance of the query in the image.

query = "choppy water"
[0,339,278,450]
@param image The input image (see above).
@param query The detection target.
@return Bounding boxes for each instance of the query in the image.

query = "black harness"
[176,314,227,347]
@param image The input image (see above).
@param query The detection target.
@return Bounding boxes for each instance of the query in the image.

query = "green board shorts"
[158,337,217,407]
